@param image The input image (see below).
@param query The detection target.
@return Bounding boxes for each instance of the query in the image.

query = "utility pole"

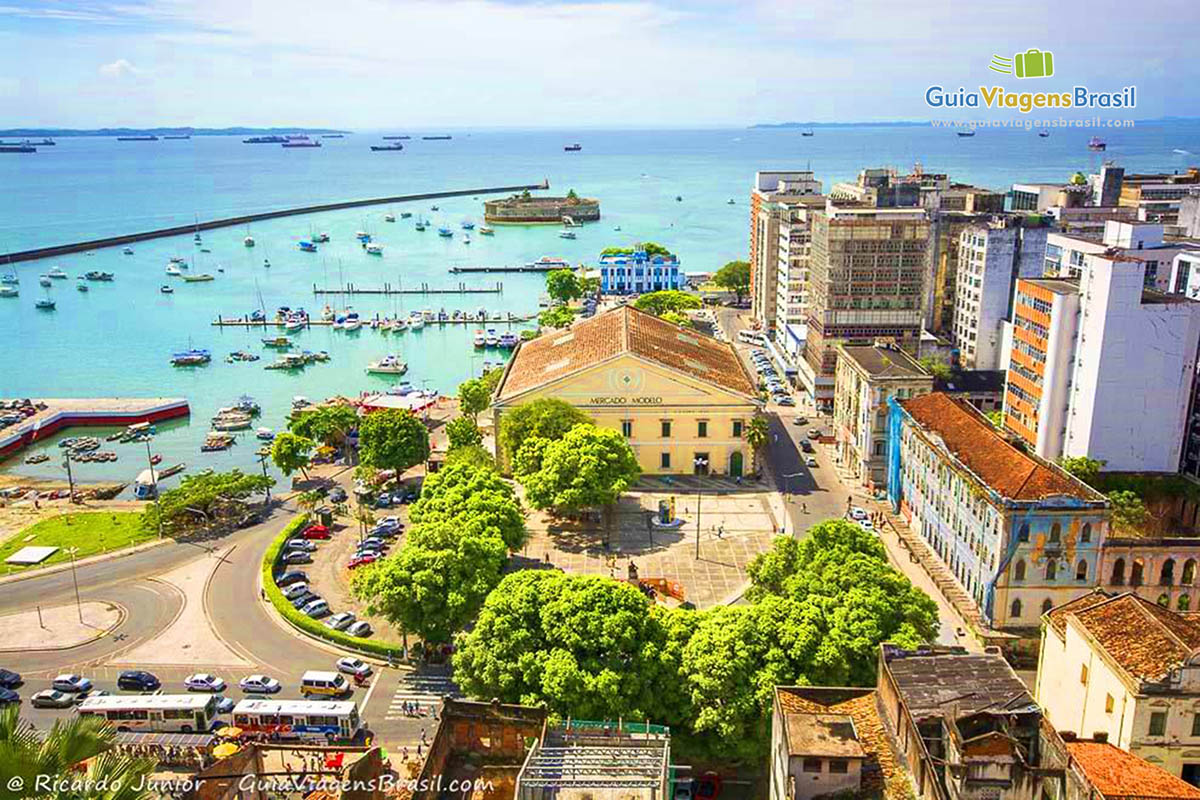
[145,439,164,539]
[258,450,272,503]
[62,451,76,503]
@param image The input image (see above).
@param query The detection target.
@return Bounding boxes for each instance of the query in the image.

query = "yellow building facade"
[492,306,762,476]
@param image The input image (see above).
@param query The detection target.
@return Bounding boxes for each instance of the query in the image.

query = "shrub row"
[261,514,404,660]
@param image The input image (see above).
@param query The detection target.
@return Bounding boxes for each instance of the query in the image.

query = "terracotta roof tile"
[497,306,757,400]
[1069,593,1200,683]
[900,393,1103,503]
[776,688,910,800]
[1044,589,1114,637]
[1066,740,1200,800]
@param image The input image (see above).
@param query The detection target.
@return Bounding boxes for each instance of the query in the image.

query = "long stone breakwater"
[0,180,549,265]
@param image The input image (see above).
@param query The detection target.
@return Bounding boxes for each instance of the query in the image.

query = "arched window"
[1015,560,1026,581]
[1011,599,1022,619]
[1158,593,1170,607]
[1132,559,1145,587]
[1042,598,1054,614]
[1081,523,1093,543]
[1076,559,1088,581]
[1112,558,1126,585]
[1018,523,1030,543]
[1162,559,1176,586]
[1184,559,1197,585]
[1180,595,1191,612]
[1046,558,1058,581]
[1050,523,1062,544]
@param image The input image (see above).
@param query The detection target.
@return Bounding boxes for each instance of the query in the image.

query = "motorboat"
[462,235,471,245]
[485,329,499,347]
[392,318,408,332]
[479,226,495,235]
[298,241,317,252]
[438,228,453,237]
[355,231,370,241]
[284,317,304,332]
[160,285,174,294]
[262,335,292,348]
[35,298,55,310]
[123,247,135,255]
[473,329,486,347]
[0,286,17,298]
[47,267,67,279]
[0,273,17,284]
[244,235,255,247]
[263,258,271,268]
[559,230,576,239]
[85,271,115,281]
[182,273,214,282]
[956,129,976,137]
[171,348,211,366]
[265,353,308,370]
[1088,136,1106,151]
[76,282,88,292]
[415,220,428,231]
[461,221,475,230]
[430,205,439,211]
[727,199,736,205]
[201,432,235,452]
[400,212,412,219]
[367,354,408,374]
[365,243,384,255]
[313,232,330,242]
[343,315,362,332]
[498,332,518,349]
[407,312,425,330]
[564,143,582,151]
[256,427,275,441]
[166,264,182,276]
[1039,130,1050,138]
[39,276,51,287]
[384,213,396,222]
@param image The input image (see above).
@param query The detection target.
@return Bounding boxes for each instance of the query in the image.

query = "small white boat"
[479,226,495,236]
[343,318,362,331]
[166,265,182,276]
[384,213,396,222]
[0,285,16,298]
[407,313,425,330]
[182,273,215,282]
[367,354,408,374]
[559,230,576,240]
[313,232,330,243]
[47,267,68,279]
[160,285,174,294]
[39,276,52,287]
[36,298,56,310]
[123,247,135,255]
[473,329,486,348]
[255,427,275,440]
[76,282,89,292]
[244,235,255,247]
[462,235,471,245]
[365,243,384,255]
[485,329,499,347]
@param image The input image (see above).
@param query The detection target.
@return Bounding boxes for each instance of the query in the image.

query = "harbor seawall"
[0,181,549,265]
[0,398,190,460]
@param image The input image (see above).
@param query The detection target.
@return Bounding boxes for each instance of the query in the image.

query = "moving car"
[792,416,808,426]
[799,440,814,453]
[301,524,331,540]
[184,673,226,692]
[31,689,74,709]
[0,669,22,688]
[52,674,93,693]
[346,621,373,638]
[117,670,160,691]
[215,696,236,714]
[326,612,356,631]
[336,657,372,677]
[239,675,282,694]
[302,598,331,618]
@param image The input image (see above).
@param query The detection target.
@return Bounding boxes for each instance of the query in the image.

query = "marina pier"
[0,398,190,461]
[0,180,549,264]
[311,282,504,295]
[449,264,567,273]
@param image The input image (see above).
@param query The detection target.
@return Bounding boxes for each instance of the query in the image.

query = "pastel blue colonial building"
[598,249,682,294]
[887,392,1111,631]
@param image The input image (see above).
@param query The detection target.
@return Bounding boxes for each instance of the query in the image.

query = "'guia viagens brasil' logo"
[925,49,1134,113]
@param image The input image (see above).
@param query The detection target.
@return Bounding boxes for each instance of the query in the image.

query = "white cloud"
[98,58,140,77]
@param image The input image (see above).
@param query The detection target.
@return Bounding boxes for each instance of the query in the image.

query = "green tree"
[660,310,693,328]
[271,432,315,480]
[498,398,591,466]
[539,305,576,329]
[633,290,701,317]
[145,469,274,532]
[289,404,359,452]
[713,260,750,303]
[297,489,325,517]
[481,367,504,394]
[358,409,431,473]
[1060,456,1105,488]
[918,356,952,381]
[446,416,483,451]
[546,269,583,304]
[457,376,492,421]
[1108,489,1149,531]
[409,460,525,550]
[0,703,157,800]
[444,444,495,470]
[516,424,640,513]
[745,415,769,470]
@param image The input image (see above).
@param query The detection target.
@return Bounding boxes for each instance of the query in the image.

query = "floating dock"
[449,265,565,274]
[0,398,190,461]
[311,282,503,295]
[0,180,549,265]
[211,315,534,327]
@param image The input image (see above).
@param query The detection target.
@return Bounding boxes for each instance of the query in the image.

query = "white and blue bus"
[232,699,361,743]
[76,695,221,734]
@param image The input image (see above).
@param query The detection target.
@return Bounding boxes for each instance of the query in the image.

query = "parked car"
[285,539,317,552]
[283,551,313,565]
[0,688,19,706]
[239,675,282,694]
[276,570,308,586]
[283,582,311,600]
[397,490,419,505]
[329,487,348,503]
[184,673,226,692]
[0,669,22,688]
[792,416,808,426]
[117,670,160,691]
[849,507,869,521]
[359,537,386,550]
[799,440,814,453]
[214,696,236,714]
[302,599,331,618]
[290,591,317,609]
[347,555,377,570]
[373,494,395,509]
[301,524,331,540]
[325,612,356,631]
[346,621,373,638]
[804,456,817,467]
[52,674,92,693]
[858,518,875,531]
[31,689,74,709]
[776,397,796,406]
[695,772,723,800]
[336,657,372,677]
[807,429,821,439]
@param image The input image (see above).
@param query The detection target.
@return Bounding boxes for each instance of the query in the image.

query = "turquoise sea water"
[2,124,1199,487]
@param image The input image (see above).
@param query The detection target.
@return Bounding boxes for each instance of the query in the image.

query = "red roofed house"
[1063,736,1200,800]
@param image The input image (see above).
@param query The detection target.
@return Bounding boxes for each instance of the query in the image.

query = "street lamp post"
[694,456,708,559]
[62,451,76,503]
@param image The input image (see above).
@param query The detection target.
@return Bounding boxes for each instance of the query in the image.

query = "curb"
[0,600,127,653]
[0,537,172,587]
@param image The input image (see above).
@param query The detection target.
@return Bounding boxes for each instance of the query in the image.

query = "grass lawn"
[0,512,153,573]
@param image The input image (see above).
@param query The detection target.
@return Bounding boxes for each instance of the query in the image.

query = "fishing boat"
[264,353,308,370]
[384,212,396,222]
[1088,136,1106,151]
[801,130,814,137]
[473,330,486,348]
[499,332,518,349]
[0,286,16,298]
[171,348,211,366]
[39,276,51,287]
[559,230,576,239]
[183,273,214,282]
[244,235,255,247]
[160,285,174,294]
[201,432,236,452]
[0,273,17,284]
[122,247,135,254]
[407,312,425,330]
[298,241,317,252]
[564,143,582,151]
[461,221,475,230]
[956,129,976,137]
[438,227,453,238]
[485,329,499,347]
[371,144,405,151]
[365,243,384,255]
[165,264,182,276]
[355,231,370,241]
[256,427,275,440]
[479,226,495,235]
[227,350,258,362]
[313,232,330,242]
[400,212,412,219]
[367,354,408,374]
[47,267,67,279]
[262,335,292,348]
[212,414,253,431]
[415,219,428,231]
[76,282,88,292]
[85,271,115,281]
[35,298,55,310]
[1039,130,1050,138]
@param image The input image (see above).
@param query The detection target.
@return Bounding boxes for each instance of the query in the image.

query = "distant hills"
[750,121,928,129]
[0,126,352,137]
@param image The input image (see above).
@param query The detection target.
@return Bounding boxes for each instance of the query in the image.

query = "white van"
[300,670,349,697]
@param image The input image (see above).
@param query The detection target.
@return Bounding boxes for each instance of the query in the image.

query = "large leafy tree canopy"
[457,376,493,421]
[358,409,430,472]
[288,404,359,448]
[633,290,701,317]
[515,424,641,512]
[713,260,750,302]
[271,432,314,479]
[409,460,526,550]
[498,398,591,466]
[445,416,483,451]
[145,469,274,531]
[545,269,584,304]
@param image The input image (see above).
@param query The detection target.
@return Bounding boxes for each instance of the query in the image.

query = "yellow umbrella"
[215,727,243,738]
[212,743,241,759]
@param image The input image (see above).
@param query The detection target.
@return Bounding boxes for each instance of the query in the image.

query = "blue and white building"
[887,392,1111,631]
[598,249,682,294]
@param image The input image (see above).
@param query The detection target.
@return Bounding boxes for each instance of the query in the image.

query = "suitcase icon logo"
[990,49,1054,79]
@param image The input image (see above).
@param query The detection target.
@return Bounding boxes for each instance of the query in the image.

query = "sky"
[1,0,1197,128]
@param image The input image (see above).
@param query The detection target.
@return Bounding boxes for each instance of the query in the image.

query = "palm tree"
[0,704,157,800]
[745,415,770,474]
[296,489,324,518]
